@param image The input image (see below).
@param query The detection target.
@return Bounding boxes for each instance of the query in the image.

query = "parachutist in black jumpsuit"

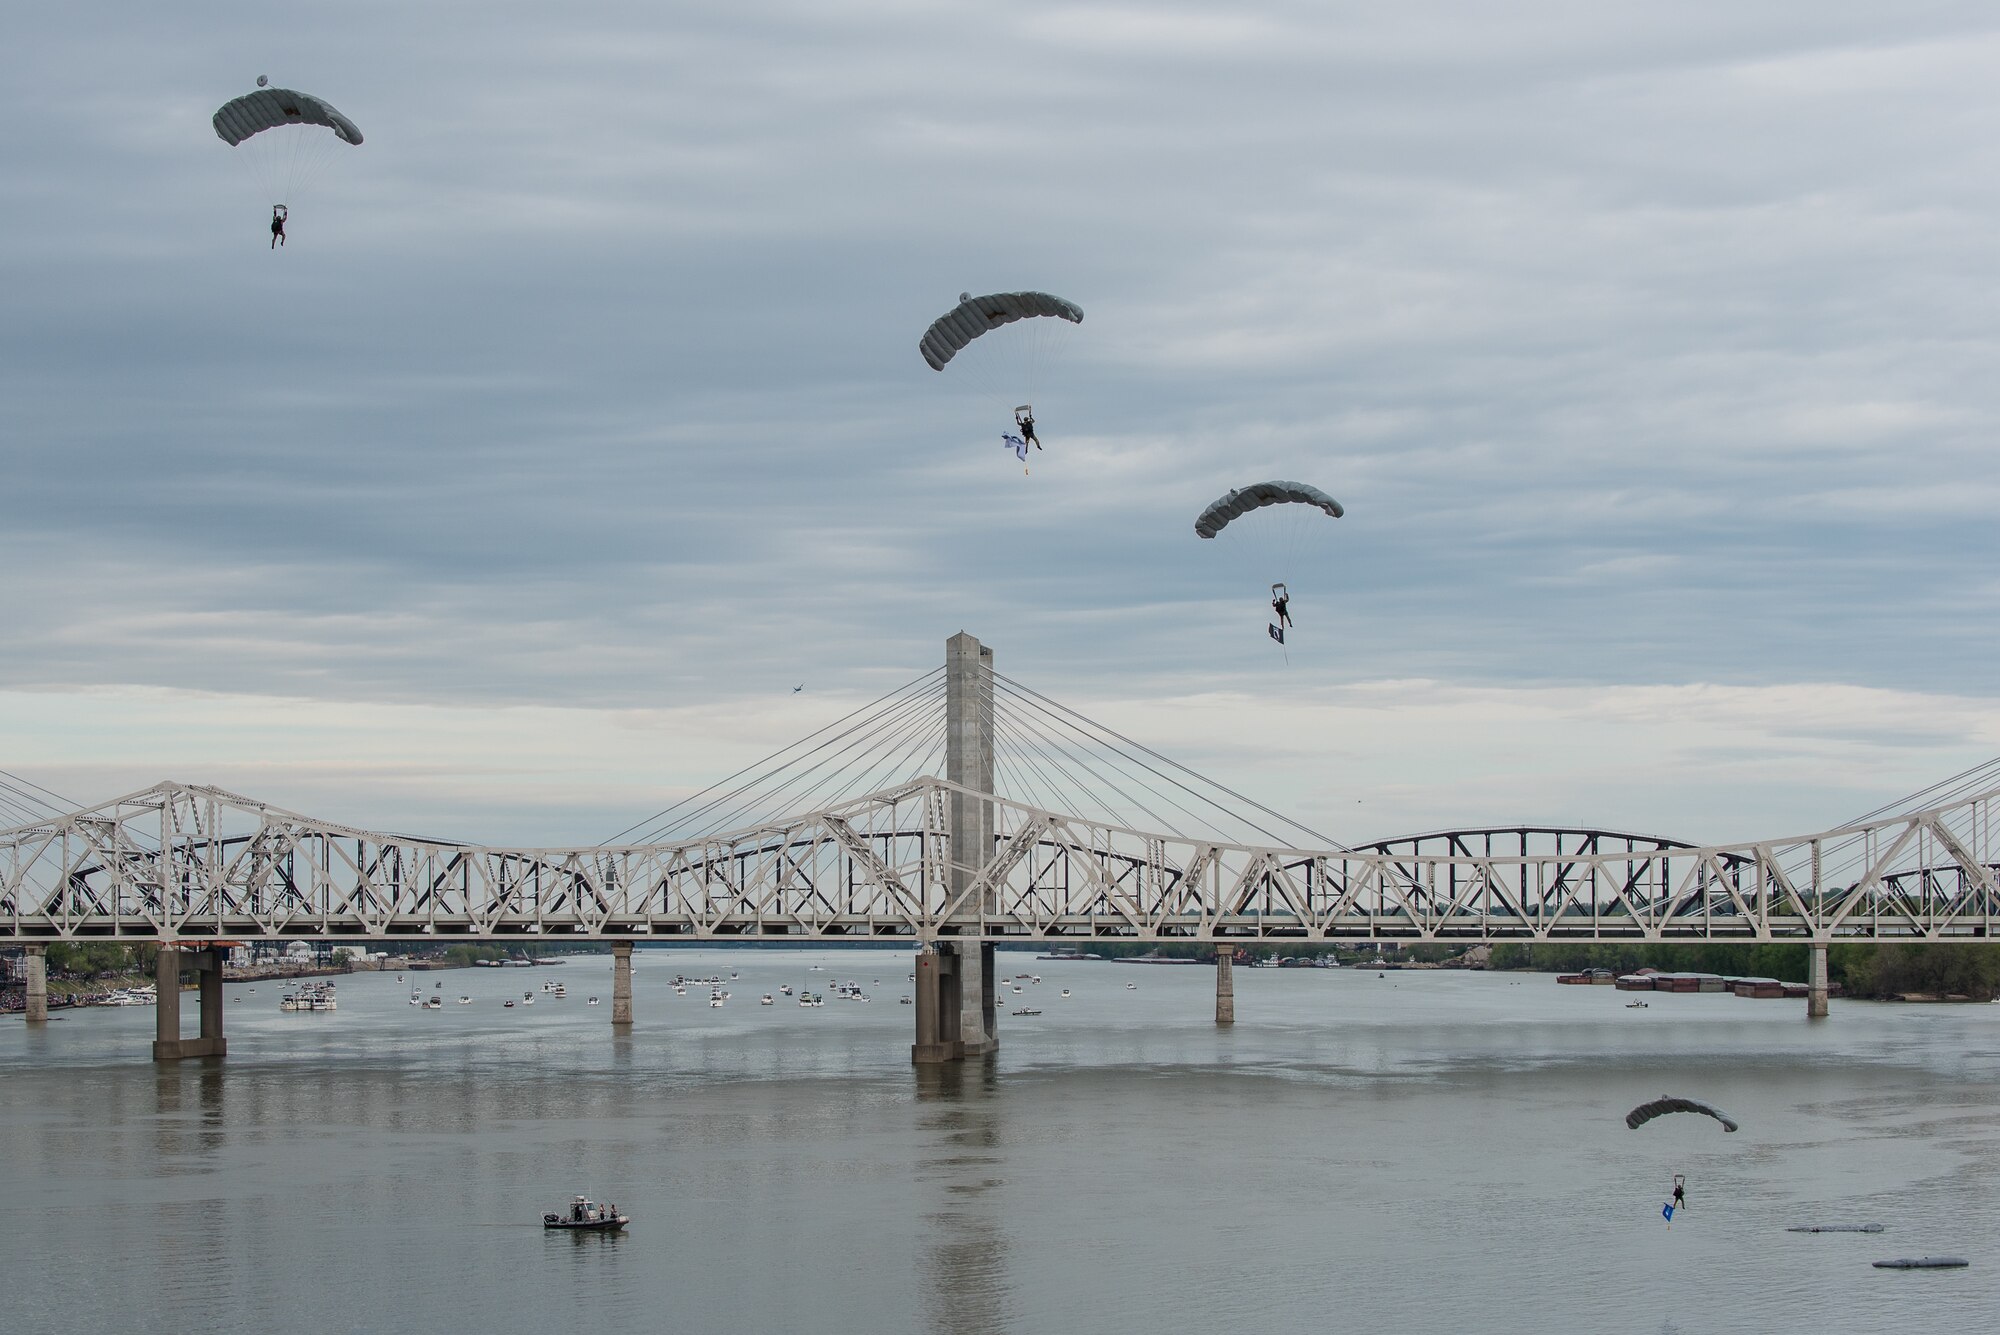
[1672,1181,1686,1210]
[270,205,287,248]
[1271,588,1291,629]
[1015,410,1040,450]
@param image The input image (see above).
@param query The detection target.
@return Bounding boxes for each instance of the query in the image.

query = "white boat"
[1060,989,1071,997]
[1125,982,1137,990]
[458,996,472,1004]
[709,997,724,1008]
[899,996,912,1004]
[760,995,775,1005]
[587,997,599,1005]
[504,999,515,1008]
[424,995,443,1010]
[780,985,793,996]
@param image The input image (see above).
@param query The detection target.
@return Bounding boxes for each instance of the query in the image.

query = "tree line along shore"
[1019,940,2000,1002]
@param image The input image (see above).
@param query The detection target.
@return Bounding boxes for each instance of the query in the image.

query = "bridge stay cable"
[631,678,943,843]
[988,671,1341,849]
[0,769,81,832]
[604,667,948,843]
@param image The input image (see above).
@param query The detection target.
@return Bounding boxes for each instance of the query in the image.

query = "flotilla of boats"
[280,982,338,1012]
[57,958,1163,1025]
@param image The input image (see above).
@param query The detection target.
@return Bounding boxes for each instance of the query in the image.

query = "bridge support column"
[23,945,48,1024]
[945,632,998,1058]
[1807,943,1829,1019]
[153,945,225,1060]
[611,941,633,1027]
[1215,946,1235,1026]
[956,941,997,1057]
[912,945,963,1063]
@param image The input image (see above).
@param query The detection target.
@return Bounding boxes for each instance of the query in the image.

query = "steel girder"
[2,778,1998,944]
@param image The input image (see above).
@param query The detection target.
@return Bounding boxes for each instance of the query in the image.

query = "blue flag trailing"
[1662,1203,1675,1222]
[1002,434,1028,461]
[1268,624,1285,644]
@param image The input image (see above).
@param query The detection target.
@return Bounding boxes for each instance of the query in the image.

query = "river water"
[3,950,1996,1335]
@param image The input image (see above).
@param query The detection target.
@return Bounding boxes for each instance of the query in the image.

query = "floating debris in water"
[1788,1224,1884,1233]
[1872,1256,1968,1269]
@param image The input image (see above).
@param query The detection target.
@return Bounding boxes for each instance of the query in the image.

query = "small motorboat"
[424,995,442,1010]
[709,998,724,1008]
[1010,1007,1041,1016]
[587,997,599,1005]
[1626,1001,1648,1009]
[1060,989,1071,998]
[760,995,775,1005]
[544,1197,628,1232]
[1126,982,1137,990]
[899,995,912,1004]
[503,1000,515,1008]
[780,985,793,996]
[458,996,471,1004]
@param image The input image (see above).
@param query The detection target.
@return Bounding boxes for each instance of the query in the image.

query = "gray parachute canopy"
[1625,1096,1739,1133]
[212,88,364,147]
[1193,481,1344,540]
[919,291,1083,371]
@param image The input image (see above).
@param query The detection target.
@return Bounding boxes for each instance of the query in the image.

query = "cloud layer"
[5,1,1997,843]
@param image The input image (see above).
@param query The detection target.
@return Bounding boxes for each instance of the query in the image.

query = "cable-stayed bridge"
[6,632,2000,1057]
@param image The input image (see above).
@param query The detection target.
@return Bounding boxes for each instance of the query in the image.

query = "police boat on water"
[544,1196,629,1232]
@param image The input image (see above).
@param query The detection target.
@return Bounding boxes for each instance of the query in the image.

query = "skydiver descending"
[1672,1176,1686,1211]
[1271,583,1292,630]
[1015,406,1040,451]
[270,204,287,248]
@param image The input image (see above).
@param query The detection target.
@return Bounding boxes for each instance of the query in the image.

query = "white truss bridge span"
[5,770,1999,946]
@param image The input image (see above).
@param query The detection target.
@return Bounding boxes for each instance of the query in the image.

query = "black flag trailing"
[1268,624,1285,644]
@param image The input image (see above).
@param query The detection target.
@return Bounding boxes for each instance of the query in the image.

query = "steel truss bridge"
[4,769,1998,947]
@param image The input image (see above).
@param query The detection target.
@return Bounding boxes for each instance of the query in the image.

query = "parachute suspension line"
[602,667,944,844]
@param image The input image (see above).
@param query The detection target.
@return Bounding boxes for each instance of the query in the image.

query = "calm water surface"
[4,951,1997,1335]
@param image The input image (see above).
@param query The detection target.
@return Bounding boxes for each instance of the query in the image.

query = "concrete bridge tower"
[914,631,999,1063]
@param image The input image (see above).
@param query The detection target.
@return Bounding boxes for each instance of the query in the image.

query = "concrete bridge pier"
[912,944,963,1063]
[611,941,633,1027]
[153,945,225,1060]
[956,941,998,1057]
[1807,943,1829,1018]
[23,944,48,1024]
[1215,946,1235,1025]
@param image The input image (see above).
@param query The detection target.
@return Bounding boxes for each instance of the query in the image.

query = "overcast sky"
[5,1,1999,847]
